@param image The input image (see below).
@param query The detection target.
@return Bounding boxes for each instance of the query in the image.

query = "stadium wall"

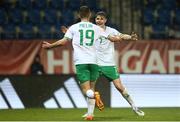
[0,74,179,109]
[0,40,179,74]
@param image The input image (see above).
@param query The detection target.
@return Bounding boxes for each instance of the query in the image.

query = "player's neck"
[100,25,106,30]
[81,18,89,22]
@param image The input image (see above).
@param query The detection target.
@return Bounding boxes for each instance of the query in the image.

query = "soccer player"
[59,10,144,118]
[93,11,145,116]
[42,6,107,120]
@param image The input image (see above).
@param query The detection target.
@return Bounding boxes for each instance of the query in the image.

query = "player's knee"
[86,89,94,98]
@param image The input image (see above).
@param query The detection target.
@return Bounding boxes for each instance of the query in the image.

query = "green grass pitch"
[0,108,179,121]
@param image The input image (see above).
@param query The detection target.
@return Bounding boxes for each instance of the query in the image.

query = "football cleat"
[82,113,94,118]
[133,107,145,116]
[94,91,104,111]
[85,115,93,120]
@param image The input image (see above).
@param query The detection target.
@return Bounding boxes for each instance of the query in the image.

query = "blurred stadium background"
[0,0,180,39]
[0,0,180,121]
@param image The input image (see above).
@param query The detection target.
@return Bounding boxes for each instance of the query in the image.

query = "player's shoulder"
[85,22,100,29]
[92,23,103,31]
[91,23,99,27]
[69,23,79,29]
[106,26,119,32]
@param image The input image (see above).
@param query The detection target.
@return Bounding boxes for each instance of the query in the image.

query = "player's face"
[95,15,107,26]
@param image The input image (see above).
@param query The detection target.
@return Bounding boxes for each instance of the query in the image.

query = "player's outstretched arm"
[108,32,138,42]
[120,32,138,41]
[107,35,122,42]
[130,32,138,41]
[42,38,68,49]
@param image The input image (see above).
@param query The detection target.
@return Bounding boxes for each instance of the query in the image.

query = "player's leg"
[81,81,95,118]
[90,64,104,111]
[82,82,104,118]
[113,79,145,116]
[76,64,95,120]
[84,64,100,120]
[89,81,96,113]
[101,66,135,106]
[81,84,95,120]
[113,78,134,106]
[76,64,91,92]
[82,81,96,118]
[83,64,104,120]
[100,66,145,116]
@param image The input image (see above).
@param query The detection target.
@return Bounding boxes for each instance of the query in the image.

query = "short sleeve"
[112,28,122,36]
[64,26,73,40]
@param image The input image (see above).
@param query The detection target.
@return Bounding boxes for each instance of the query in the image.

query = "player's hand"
[61,26,68,34]
[131,32,138,41]
[42,41,52,49]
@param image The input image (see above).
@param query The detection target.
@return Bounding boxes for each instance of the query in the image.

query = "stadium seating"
[53,22,64,39]
[144,0,158,10]
[157,8,171,26]
[43,9,58,24]
[143,8,154,25]
[85,0,98,11]
[143,0,179,39]
[61,9,74,26]
[19,23,35,39]
[18,0,32,9]
[0,9,7,25]
[161,0,176,10]
[27,9,42,25]
[50,0,64,10]
[38,24,53,39]
[0,0,102,40]
[174,8,180,25]
[151,23,167,39]
[8,8,23,24]
[2,23,17,39]
[69,0,81,11]
[33,0,47,9]
[1,0,178,40]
